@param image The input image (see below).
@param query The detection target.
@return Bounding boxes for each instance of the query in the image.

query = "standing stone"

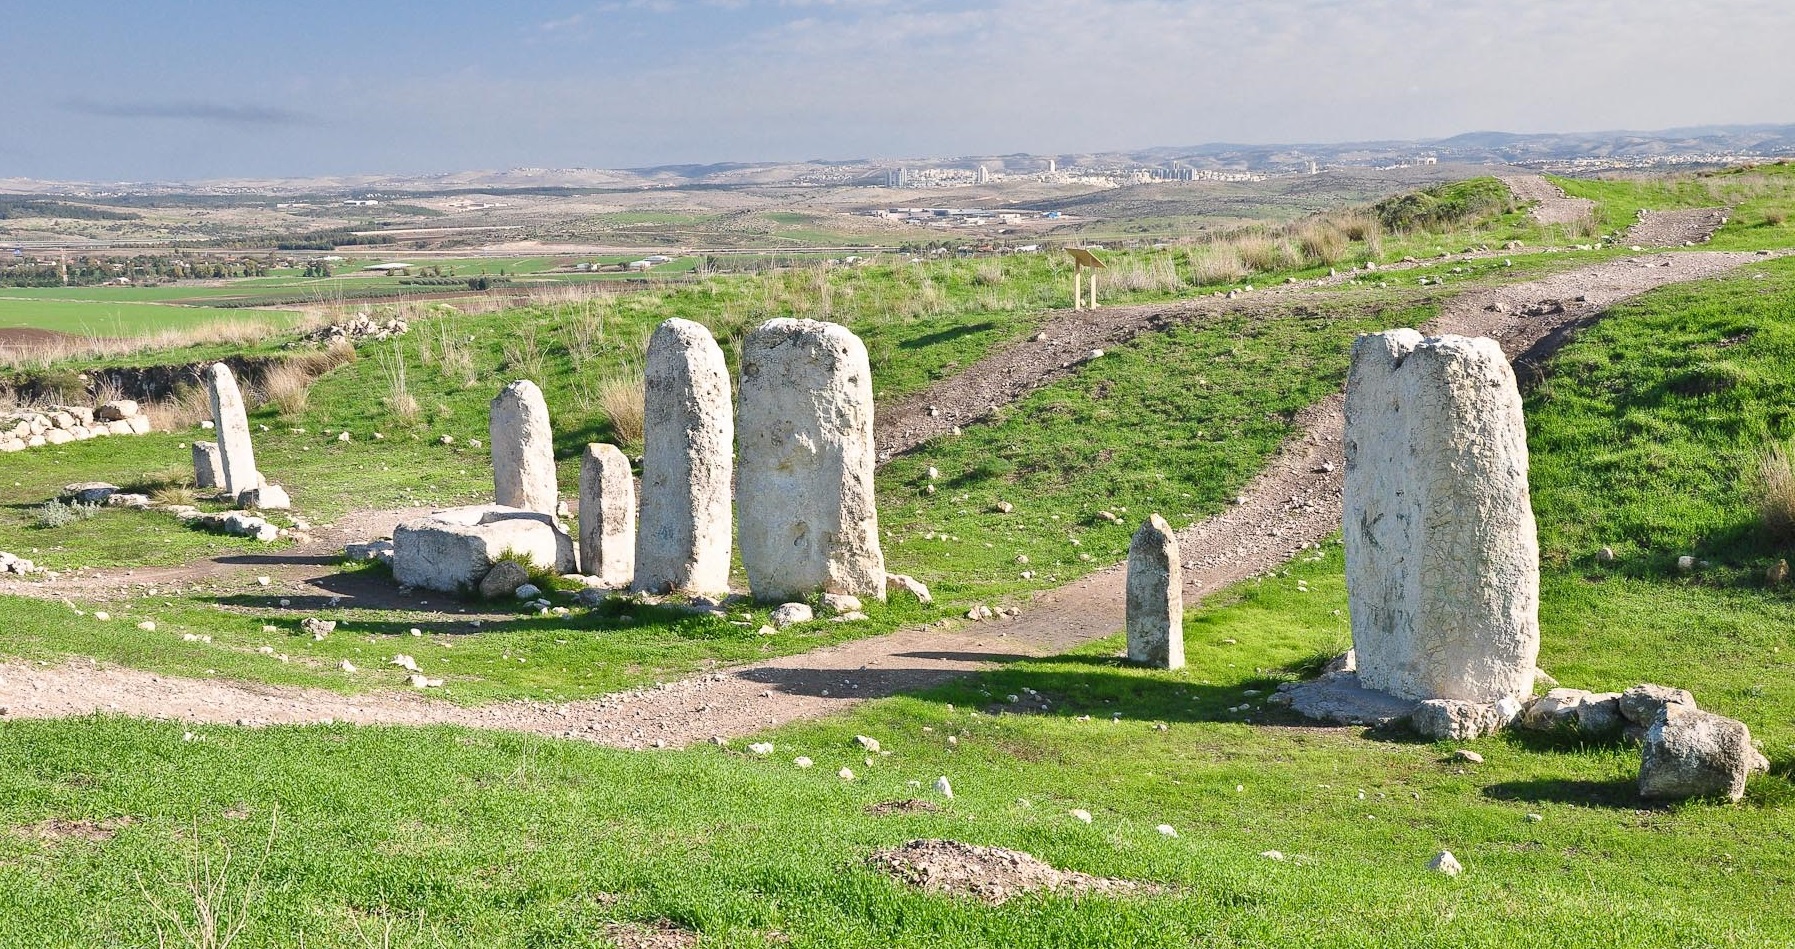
[191,441,224,489]
[1126,513,1183,669]
[1343,330,1540,705]
[579,443,636,586]
[634,318,733,595]
[206,362,259,498]
[489,380,558,515]
[737,318,885,602]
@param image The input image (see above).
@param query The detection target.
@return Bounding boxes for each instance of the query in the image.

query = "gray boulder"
[1620,683,1696,726]
[63,482,120,505]
[1411,697,1521,740]
[478,560,531,599]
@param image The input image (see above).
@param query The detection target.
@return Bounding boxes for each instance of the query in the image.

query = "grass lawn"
[0,297,297,336]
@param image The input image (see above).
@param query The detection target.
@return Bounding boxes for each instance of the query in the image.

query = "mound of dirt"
[868,839,1149,904]
[1626,207,1730,247]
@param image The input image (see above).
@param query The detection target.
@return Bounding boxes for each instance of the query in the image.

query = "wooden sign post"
[1068,247,1106,310]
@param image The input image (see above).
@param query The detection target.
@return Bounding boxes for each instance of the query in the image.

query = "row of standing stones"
[1122,329,1771,803]
[365,317,927,616]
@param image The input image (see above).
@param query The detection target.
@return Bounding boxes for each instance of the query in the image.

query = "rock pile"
[0,401,152,452]
[304,312,409,344]
[867,839,1151,904]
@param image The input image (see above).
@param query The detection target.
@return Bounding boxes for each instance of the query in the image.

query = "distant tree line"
[0,198,138,221]
[0,253,281,287]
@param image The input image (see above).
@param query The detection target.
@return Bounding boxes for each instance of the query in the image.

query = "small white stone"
[1260,850,1286,861]
[1429,851,1462,876]
[137,621,156,631]
[256,576,270,586]
[838,767,855,781]
[749,742,774,755]
[1157,824,1178,837]
[339,660,357,673]
[855,735,881,753]
[794,756,813,768]
[1070,809,1093,824]
[934,776,953,798]
[94,612,111,621]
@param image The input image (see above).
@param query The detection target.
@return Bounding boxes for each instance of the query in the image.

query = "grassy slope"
[1553,161,1795,250]
[1,210,1795,944]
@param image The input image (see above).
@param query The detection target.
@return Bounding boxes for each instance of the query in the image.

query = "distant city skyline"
[5,0,1792,181]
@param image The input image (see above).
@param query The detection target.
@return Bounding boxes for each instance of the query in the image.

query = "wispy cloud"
[61,98,317,126]
[537,12,586,31]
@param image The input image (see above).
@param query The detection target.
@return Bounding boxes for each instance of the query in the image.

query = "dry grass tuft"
[595,369,645,448]
[1756,441,1795,541]
[256,363,312,418]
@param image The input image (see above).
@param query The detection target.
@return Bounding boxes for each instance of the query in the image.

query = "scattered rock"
[886,573,933,604]
[300,618,336,640]
[934,776,953,799]
[1429,851,1462,876]
[821,593,863,615]
[855,735,882,753]
[1453,749,1484,764]
[514,583,542,601]
[770,603,814,628]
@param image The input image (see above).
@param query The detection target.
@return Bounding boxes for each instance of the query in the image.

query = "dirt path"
[1498,174,1598,226]
[0,250,1778,746]
[1625,207,1730,247]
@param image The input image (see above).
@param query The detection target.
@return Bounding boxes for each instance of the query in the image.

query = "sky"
[4,0,1793,182]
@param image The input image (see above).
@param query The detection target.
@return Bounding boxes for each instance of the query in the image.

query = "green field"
[0,297,297,336]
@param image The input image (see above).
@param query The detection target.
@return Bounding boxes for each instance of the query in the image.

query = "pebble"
[137,621,156,631]
[1429,851,1463,876]
[339,660,357,672]
[838,767,855,781]
[1454,749,1484,764]
[794,757,813,768]
[935,776,953,799]
[749,742,774,755]
[94,612,110,621]
[1260,850,1286,861]
[1157,824,1178,837]
[1070,809,1093,824]
[256,576,270,586]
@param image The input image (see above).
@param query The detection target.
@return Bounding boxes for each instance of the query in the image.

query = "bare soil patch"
[865,799,944,816]
[1625,207,1730,247]
[603,920,699,949]
[14,816,135,843]
[868,839,1152,904]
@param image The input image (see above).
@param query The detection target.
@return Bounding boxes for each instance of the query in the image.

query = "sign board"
[1067,247,1105,269]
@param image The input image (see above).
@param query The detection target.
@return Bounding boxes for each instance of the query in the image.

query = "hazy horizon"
[7,0,1793,182]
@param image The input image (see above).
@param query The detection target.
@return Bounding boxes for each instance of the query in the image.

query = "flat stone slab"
[392,504,575,594]
[1280,673,1419,727]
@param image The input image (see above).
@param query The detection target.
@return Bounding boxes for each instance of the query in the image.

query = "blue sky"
[4,0,1791,181]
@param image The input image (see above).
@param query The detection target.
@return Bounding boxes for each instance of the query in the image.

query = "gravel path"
[1625,207,1731,247]
[1498,174,1598,226]
[0,250,1778,745]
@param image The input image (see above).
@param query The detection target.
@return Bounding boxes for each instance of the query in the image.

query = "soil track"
[1626,207,1731,247]
[1498,174,1597,226]
[0,250,1779,745]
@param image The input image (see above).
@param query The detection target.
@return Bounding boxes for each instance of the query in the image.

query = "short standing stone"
[392,504,577,594]
[634,318,733,595]
[1343,331,1540,704]
[578,443,636,586]
[489,380,559,515]
[737,318,885,601]
[1639,704,1767,802]
[192,441,224,489]
[1125,513,1183,669]
[207,363,260,498]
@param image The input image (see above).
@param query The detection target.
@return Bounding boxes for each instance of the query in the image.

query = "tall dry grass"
[0,310,329,373]
[419,316,479,388]
[1756,441,1795,541]
[376,341,419,424]
[1187,244,1249,284]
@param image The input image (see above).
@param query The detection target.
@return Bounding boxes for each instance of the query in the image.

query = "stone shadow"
[1480,776,1641,809]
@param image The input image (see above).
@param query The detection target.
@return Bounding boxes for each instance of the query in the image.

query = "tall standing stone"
[206,362,258,497]
[1343,330,1540,705]
[489,380,559,515]
[579,443,636,586]
[633,319,733,595]
[191,441,224,489]
[737,318,885,602]
[1126,513,1183,669]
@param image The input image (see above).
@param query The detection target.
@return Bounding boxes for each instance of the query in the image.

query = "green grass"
[0,298,297,335]
[1553,161,1795,250]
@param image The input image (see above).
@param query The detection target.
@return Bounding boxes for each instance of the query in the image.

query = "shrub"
[36,498,99,529]
[1374,177,1515,233]
[596,370,645,447]
[258,363,312,418]
[1187,244,1248,285]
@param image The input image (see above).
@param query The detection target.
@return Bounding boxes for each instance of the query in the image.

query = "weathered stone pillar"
[192,441,224,489]
[633,319,733,595]
[489,380,559,515]
[206,363,258,497]
[1343,330,1540,704]
[1126,513,1183,669]
[580,443,636,586]
[737,318,885,602]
